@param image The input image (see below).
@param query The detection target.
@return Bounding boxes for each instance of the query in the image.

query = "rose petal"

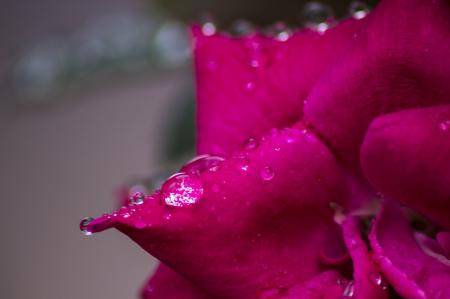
[361,105,450,229]
[304,0,450,169]
[88,127,347,298]
[141,264,210,299]
[437,232,450,258]
[193,17,363,156]
[342,216,390,299]
[369,201,450,299]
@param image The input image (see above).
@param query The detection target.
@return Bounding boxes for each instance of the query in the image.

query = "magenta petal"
[369,201,450,299]
[342,216,389,299]
[304,0,450,169]
[361,105,450,229]
[437,232,450,258]
[193,18,362,155]
[141,264,210,299]
[90,127,347,298]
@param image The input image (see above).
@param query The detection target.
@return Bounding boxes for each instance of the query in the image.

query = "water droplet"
[369,273,389,291]
[243,137,259,151]
[438,120,450,131]
[260,166,275,181]
[229,20,255,37]
[244,81,256,92]
[266,22,292,42]
[202,22,216,36]
[301,2,334,33]
[181,155,225,176]
[349,2,370,20]
[161,173,204,207]
[342,280,355,297]
[80,217,94,236]
[130,191,145,205]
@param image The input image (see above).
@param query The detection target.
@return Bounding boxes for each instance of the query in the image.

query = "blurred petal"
[361,105,450,229]
[304,0,450,169]
[369,201,450,299]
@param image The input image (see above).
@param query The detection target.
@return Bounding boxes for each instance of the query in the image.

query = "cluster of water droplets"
[200,1,371,39]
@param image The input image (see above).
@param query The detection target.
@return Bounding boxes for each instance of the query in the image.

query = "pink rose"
[81,0,450,298]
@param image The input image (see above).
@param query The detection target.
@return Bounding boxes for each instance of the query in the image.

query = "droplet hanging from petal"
[80,217,94,236]
[200,15,217,36]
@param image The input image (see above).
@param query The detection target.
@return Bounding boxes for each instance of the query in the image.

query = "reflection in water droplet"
[181,155,225,176]
[260,166,275,181]
[237,156,250,172]
[342,280,355,297]
[438,120,450,131]
[349,2,370,20]
[161,173,204,207]
[202,22,216,36]
[130,191,145,205]
[369,273,389,291]
[243,137,259,151]
[80,217,94,236]
[301,2,334,33]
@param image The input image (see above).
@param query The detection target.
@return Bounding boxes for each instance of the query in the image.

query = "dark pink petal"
[193,18,363,156]
[369,201,450,299]
[141,264,210,299]
[361,105,450,229]
[437,232,450,258]
[304,0,450,169]
[88,127,347,298]
[342,216,390,299]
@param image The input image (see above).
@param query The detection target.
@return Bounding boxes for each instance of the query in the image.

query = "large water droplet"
[243,137,259,151]
[161,173,204,207]
[230,20,255,37]
[181,155,225,176]
[260,166,275,181]
[438,120,450,131]
[80,217,94,236]
[342,280,355,297]
[349,2,370,20]
[301,2,334,33]
[369,273,389,291]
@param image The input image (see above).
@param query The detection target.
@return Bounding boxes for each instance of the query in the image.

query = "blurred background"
[0,0,377,298]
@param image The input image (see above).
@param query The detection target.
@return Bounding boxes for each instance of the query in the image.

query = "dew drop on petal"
[161,173,204,207]
[301,2,334,33]
[202,22,217,36]
[342,280,355,298]
[243,137,259,151]
[237,156,250,172]
[130,191,145,205]
[260,166,275,181]
[244,81,256,92]
[80,217,94,236]
[266,22,292,42]
[181,155,225,176]
[369,272,389,291]
[349,1,370,20]
[438,120,450,131]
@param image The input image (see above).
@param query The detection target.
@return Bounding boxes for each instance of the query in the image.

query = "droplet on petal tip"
[80,217,94,236]
[368,272,389,291]
[200,14,217,36]
[181,154,225,176]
